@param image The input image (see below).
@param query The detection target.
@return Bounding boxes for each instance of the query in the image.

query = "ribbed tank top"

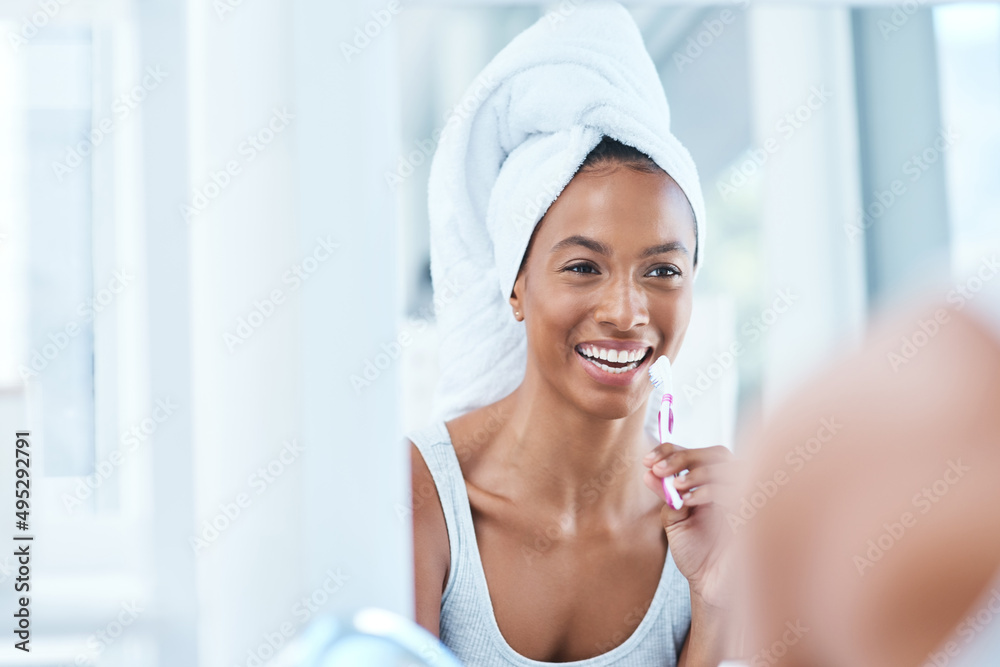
[409,420,692,667]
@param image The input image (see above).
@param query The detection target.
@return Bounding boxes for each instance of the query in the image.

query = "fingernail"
[653,460,669,474]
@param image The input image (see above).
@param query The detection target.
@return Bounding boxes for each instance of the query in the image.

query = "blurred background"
[0,0,997,665]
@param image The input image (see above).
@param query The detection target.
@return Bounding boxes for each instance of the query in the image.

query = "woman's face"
[510,165,697,420]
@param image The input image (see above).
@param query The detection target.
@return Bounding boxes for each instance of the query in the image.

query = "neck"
[483,366,655,523]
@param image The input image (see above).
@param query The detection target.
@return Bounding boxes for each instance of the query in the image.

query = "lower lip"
[575,348,651,387]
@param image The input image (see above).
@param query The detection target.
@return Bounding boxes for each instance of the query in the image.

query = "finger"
[659,496,693,527]
[644,470,693,517]
[672,466,711,492]
[642,441,685,467]
[680,483,715,507]
[644,469,686,505]
[652,445,731,476]
[672,462,741,492]
[642,469,667,502]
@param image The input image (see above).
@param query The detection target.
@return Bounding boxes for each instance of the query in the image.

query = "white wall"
[746,6,868,414]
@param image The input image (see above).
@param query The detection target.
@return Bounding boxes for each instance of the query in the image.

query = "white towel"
[427,0,706,425]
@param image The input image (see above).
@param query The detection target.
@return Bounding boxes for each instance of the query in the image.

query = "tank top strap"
[408,420,466,600]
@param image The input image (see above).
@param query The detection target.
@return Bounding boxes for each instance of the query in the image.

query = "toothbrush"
[648,355,684,510]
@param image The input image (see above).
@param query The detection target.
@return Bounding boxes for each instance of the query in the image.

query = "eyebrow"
[549,235,689,258]
[549,235,610,256]
[639,241,689,258]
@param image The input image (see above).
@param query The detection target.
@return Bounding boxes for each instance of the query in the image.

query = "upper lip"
[574,339,653,352]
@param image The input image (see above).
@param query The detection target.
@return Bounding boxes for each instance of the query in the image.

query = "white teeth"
[584,357,640,374]
[576,345,649,368]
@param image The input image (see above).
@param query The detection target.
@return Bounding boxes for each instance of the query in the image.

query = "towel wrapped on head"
[427,0,706,426]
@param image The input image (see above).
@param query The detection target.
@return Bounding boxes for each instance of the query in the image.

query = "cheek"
[653,290,693,347]
[524,282,593,352]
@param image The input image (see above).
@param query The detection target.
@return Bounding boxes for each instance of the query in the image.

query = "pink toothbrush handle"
[657,394,683,509]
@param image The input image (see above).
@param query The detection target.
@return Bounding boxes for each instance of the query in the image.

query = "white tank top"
[408,420,693,666]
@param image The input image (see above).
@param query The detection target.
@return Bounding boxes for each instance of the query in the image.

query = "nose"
[593,275,649,331]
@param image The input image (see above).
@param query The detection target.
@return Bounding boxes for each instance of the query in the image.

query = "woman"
[409,4,740,665]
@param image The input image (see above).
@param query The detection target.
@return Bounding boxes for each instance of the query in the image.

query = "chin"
[576,390,647,422]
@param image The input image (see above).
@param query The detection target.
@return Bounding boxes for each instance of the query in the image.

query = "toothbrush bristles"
[648,355,672,393]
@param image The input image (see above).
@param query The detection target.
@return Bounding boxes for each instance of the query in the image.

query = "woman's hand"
[642,443,742,610]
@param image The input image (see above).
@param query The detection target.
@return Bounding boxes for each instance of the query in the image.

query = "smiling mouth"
[574,345,653,375]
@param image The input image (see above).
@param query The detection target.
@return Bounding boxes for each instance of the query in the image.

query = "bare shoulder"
[409,439,450,637]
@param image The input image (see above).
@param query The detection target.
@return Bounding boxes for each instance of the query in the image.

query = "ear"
[508,273,525,322]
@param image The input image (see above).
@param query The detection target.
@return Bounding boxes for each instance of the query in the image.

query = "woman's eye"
[565,262,599,274]
[647,265,680,278]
